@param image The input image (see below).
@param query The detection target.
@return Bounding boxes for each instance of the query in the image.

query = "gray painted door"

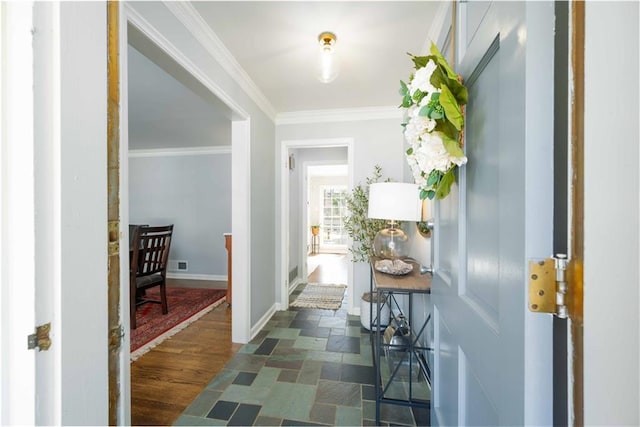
[432,2,555,425]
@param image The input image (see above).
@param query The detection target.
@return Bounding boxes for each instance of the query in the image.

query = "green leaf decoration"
[430,42,457,81]
[421,189,436,200]
[435,168,456,199]
[434,119,458,141]
[410,54,430,69]
[402,43,469,202]
[440,132,465,158]
[439,85,464,130]
[429,66,468,106]
[401,95,413,108]
[426,93,444,120]
[399,80,409,97]
[413,90,427,105]
[428,108,444,120]
[429,65,447,91]
[450,82,468,105]
[426,169,440,186]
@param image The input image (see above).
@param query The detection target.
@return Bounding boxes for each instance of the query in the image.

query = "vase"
[360,292,390,331]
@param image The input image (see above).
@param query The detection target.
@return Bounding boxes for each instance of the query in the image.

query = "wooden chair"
[128,224,148,251]
[130,225,174,329]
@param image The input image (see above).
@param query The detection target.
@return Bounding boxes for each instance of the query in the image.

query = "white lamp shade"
[367,182,421,221]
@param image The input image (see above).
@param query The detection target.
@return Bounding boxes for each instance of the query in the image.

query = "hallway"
[130,255,354,425]
[130,248,430,425]
[171,255,425,425]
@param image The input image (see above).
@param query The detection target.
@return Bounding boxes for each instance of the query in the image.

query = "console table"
[369,256,431,425]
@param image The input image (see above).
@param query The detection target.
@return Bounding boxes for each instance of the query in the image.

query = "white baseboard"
[288,277,301,294]
[166,273,227,281]
[251,303,277,341]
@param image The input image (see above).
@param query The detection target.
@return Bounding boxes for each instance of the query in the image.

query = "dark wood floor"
[130,302,241,426]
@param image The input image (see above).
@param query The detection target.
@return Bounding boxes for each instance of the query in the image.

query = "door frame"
[121,1,252,341]
[279,138,354,312]
[119,3,253,420]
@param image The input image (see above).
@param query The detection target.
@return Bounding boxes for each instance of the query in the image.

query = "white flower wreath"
[400,43,468,200]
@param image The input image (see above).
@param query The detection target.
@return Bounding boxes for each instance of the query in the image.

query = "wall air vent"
[168,260,188,272]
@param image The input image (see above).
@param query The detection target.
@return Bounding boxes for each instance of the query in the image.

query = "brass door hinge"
[27,322,52,351]
[528,255,569,318]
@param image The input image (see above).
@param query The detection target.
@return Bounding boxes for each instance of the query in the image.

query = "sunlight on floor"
[307,253,348,284]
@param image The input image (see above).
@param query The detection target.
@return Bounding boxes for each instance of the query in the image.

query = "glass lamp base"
[374,227,409,259]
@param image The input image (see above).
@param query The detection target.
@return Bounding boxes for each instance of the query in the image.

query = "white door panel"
[432,2,554,425]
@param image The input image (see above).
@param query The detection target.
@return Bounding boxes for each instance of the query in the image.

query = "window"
[320,186,348,247]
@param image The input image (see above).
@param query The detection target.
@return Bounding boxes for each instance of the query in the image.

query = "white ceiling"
[192,1,443,112]
[128,1,444,149]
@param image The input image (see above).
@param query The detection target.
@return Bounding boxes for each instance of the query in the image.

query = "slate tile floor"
[174,285,427,426]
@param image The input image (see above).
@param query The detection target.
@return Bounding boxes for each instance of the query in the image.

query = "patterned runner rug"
[130,287,226,361]
[290,283,347,310]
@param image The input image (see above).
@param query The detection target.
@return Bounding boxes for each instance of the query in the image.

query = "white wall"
[129,152,231,278]
[59,2,109,423]
[583,2,639,425]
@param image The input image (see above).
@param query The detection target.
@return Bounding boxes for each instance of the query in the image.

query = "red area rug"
[130,287,226,360]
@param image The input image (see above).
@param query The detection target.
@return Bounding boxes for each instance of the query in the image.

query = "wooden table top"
[370,256,431,292]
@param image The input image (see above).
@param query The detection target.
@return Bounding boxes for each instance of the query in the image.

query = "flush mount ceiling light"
[317,31,339,83]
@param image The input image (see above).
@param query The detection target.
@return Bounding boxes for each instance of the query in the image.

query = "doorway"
[119,8,253,422]
[279,139,354,312]
[304,164,348,286]
[123,6,251,340]
[306,164,349,253]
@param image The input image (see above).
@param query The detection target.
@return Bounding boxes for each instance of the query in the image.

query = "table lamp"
[367,182,421,259]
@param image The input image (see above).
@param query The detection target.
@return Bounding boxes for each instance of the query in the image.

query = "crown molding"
[275,106,403,125]
[125,3,249,120]
[164,1,277,121]
[128,146,232,158]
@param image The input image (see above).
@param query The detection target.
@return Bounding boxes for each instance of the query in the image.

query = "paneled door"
[431,2,555,425]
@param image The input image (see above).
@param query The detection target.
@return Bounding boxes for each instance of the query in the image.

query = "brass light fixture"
[317,31,339,83]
